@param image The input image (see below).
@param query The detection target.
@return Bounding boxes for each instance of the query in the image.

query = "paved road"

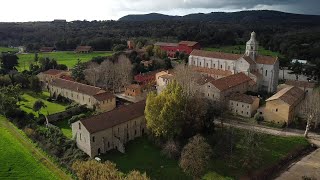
[0,117,72,180]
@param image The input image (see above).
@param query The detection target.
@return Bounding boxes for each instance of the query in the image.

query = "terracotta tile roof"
[49,78,105,97]
[126,84,142,90]
[210,72,252,91]
[242,56,256,65]
[196,76,216,85]
[266,86,304,106]
[154,42,178,47]
[75,46,92,52]
[80,101,146,133]
[190,50,243,60]
[40,47,55,52]
[59,74,74,81]
[192,67,233,77]
[285,80,316,89]
[42,69,65,76]
[134,70,162,83]
[229,93,259,104]
[255,55,278,65]
[179,41,199,47]
[93,92,115,101]
[159,74,174,80]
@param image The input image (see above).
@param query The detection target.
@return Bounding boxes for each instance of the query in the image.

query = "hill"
[119,10,320,25]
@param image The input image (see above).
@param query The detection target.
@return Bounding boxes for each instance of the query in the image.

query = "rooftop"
[209,72,253,91]
[266,86,305,106]
[192,67,233,77]
[255,55,278,65]
[179,41,199,47]
[75,46,92,52]
[285,80,316,89]
[80,101,146,133]
[42,69,65,76]
[154,42,178,47]
[190,49,243,61]
[229,93,259,104]
[126,84,142,90]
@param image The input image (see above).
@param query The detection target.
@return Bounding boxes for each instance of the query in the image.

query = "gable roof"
[126,84,142,90]
[192,67,233,77]
[49,78,111,100]
[255,55,278,65]
[229,93,259,104]
[285,80,316,89]
[209,72,252,91]
[92,92,115,101]
[190,50,243,61]
[242,56,256,65]
[196,76,216,85]
[75,46,92,52]
[42,69,65,76]
[154,42,178,47]
[266,86,304,106]
[80,101,146,133]
[179,41,199,47]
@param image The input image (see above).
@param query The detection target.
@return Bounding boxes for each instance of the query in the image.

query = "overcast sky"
[1,0,319,22]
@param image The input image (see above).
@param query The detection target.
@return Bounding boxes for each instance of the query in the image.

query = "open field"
[19,91,67,116]
[101,137,190,180]
[203,45,283,58]
[0,116,61,179]
[52,119,73,139]
[0,46,18,53]
[17,51,113,71]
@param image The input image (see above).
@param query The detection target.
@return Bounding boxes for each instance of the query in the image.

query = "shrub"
[68,114,86,125]
[161,139,180,159]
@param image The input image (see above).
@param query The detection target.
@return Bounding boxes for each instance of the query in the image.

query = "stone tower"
[245,31,259,60]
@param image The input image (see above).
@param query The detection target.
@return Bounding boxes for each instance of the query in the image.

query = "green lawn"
[17,51,113,71]
[205,130,310,179]
[0,46,18,53]
[101,137,190,180]
[0,116,58,179]
[19,91,67,116]
[52,119,72,139]
[203,45,283,58]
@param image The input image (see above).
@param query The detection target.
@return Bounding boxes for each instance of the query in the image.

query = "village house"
[125,84,142,97]
[201,72,257,102]
[75,46,93,53]
[39,47,55,52]
[127,40,135,49]
[229,93,260,118]
[155,71,174,94]
[260,86,305,125]
[189,32,279,93]
[284,80,316,96]
[72,101,146,157]
[48,78,116,112]
[37,69,69,88]
[134,70,162,88]
[154,41,200,57]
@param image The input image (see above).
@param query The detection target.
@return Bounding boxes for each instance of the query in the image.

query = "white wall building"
[189,32,279,93]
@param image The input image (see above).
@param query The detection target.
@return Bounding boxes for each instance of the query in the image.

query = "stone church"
[189,32,279,92]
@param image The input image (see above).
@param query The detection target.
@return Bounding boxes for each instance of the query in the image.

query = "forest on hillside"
[0,11,320,65]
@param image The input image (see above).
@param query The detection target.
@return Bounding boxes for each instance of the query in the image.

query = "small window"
[79,123,81,130]
[208,93,210,97]
[135,130,137,135]
[247,112,249,115]
[265,70,268,76]
[206,63,208,67]
[242,105,244,107]
[92,136,95,142]
[241,111,243,114]
[118,127,119,133]
[237,103,238,106]
[220,65,223,69]
[276,109,278,112]
[79,133,82,140]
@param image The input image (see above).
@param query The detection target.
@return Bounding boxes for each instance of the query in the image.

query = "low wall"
[47,106,85,122]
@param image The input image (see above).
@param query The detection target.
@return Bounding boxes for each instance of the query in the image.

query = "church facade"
[188,32,279,93]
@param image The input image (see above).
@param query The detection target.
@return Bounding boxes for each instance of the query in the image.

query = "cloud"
[0,0,319,22]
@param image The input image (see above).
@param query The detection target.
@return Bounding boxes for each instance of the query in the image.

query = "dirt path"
[0,117,72,180]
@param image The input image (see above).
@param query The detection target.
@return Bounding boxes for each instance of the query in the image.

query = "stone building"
[260,86,305,124]
[154,41,200,58]
[189,32,279,92]
[201,72,257,101]
[125,84,142,97]
[155,71,174,94]
[75,46,93,53]
[48,78,116,112]
[284,80,316,96]
[72,101,146,157]
[37,69,69,88]
[229,93,260,118]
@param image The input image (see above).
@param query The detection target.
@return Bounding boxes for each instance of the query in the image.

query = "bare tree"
[300,90,320,137]
[84,62,100,86]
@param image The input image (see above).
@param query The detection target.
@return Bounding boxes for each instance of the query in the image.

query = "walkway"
[0,117,71,180]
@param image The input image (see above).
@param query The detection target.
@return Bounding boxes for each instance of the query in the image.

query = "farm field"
[203,45,283,58]
[0,46,18,53]
[19,91,67,116]
[0,116,59,180]
[17,51,113,71]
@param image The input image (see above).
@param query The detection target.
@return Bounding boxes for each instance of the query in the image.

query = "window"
[276,109,278,112]
[265,70,268,76]
[92,136,95,142]
[83,96,84,101]
[236,110,238,113]
[108,142,110,148]
[118,127,119,133]
[79,133,82,140]
[135,130,137,135]
[251,46,253,50]
[89,98,91,102]
[214,64,216,68]
[241,111,243,114]
[228,66,230,70]
[220,65,223,69]
[206,63,208,67]
[208,85,211,88]
[79,123,81,130]
[242,105,244,107]
[247,112,249,115]
[199,62,202,66]
[208,93,210,97]
[237,103,238,106]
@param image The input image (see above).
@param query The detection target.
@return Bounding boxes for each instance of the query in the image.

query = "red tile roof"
[43,69,65,76]
[192,67,233,77]
[266,86,304,106]
[126,84,142,90]
[255,55,278,65]
[154,42,178,47]
[80,101,146,133]
[210,72,252,91]
[242,56,256,65]
[179,41,199,47]
[134,70,161,83]
[190,50,243,60]
[229,93,259,104]
[93,92,115,101]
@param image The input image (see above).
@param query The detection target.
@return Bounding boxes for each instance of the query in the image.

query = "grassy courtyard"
[19,91,67,116]
[203,45,283,58]
[52,119,73,139]
[17,51,113,71]
[101,131,309,180]
[0,116,59,179]
[101,137,190,180]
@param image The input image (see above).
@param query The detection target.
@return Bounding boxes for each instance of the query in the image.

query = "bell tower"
[245,31,259,60]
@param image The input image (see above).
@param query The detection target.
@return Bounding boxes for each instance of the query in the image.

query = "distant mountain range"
[119,10,320,25]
